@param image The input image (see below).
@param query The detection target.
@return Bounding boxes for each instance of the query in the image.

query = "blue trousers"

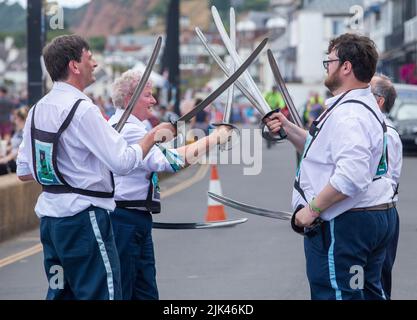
[110,208,158,300]
[381,207,400,299]
[304,207,397,300]
[40,206,122,300]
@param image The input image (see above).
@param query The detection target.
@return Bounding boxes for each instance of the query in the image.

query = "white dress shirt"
[17,82,143,218]
[383,116,403,202]
[108,109,184,210]
[292,87,394,221]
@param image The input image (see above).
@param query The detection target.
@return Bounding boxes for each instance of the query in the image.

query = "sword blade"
[153,218,248,229]
[208,192,292,220]
[223,7,236,123]
[177,37,268,123]
[267,49,303,128]
[114,36,162,132]
[212,6,271,115]
[195,27,264,116]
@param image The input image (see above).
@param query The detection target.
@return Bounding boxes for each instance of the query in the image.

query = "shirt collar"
[113,108,147,130]
[325,86,372,107]
[52,81,92,102]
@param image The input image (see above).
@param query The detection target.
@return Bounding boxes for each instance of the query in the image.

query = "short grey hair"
[111,69,152,109]
[372,73,397,113]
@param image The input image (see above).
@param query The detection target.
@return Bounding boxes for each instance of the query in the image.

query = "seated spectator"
[0,106,28,175]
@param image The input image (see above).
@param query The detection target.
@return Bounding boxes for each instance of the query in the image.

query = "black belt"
[349,202,394,212]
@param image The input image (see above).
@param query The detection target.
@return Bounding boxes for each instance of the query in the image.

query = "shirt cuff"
[129,144,143,168]
[16,163,32,177]
[161,147,185,172]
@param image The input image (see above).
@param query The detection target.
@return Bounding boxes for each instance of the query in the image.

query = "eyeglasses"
[322,59,340,71]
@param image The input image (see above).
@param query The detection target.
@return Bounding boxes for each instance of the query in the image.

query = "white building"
[266,0,364,89]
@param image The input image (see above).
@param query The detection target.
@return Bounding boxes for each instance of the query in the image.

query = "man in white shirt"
[16,35,174,300]
[108,69,232,300]
[371,74,402,299]
[265,33,396,300]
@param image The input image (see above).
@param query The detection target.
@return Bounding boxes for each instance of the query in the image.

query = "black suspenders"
[294,95,388,203]
[31,99,114,198]
[111,122,161,213]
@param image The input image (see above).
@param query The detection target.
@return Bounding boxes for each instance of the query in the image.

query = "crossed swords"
[202,7,322,236]
[114,35,268,229]
[115,9,310,232]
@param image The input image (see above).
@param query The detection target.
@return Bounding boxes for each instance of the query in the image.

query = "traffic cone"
[205,165,228,222]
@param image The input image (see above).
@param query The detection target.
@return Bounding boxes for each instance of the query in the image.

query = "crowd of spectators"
[0,86,29,175]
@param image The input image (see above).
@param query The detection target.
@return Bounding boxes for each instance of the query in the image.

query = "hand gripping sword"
[111,36,247,230]
[172,38,268,127]
[209,192,324,236]
[152,37,270,230]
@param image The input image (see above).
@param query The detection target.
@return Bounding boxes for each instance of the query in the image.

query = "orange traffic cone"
[205,165,228,222]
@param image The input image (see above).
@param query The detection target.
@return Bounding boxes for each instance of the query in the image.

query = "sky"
[8,0,90,8]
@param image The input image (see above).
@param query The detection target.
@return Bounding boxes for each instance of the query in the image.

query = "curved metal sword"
[195,27,263,116]
[114,36,162,133]
[208,192,292,221]
[267,50,303,128]
[211,6,286,141]
[224,7,236,124]
[153,218,248,229]
[211,6,269,115]
[174,37,268,125]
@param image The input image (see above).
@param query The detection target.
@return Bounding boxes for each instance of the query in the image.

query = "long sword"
[267,49,303,128]
[208,192,292,221]
[211,6,269,114]
[223,7,236,124]
[173,37,268,125]
[114,36,162,132]
[195,27,263,116]
[153,218,248,229]
[211,6,286,141]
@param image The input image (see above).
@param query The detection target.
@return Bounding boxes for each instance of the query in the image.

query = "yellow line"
[0,244,43,268]
[161,164,209,199]
[0,165,210,269]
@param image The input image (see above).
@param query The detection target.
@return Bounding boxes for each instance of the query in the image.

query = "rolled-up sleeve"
[121,124,183,173]
[144,146,184,173]
[329,116,374,197]
[387,130,402,185]
[77,107,143,175]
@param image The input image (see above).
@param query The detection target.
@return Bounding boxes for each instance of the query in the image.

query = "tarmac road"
[0,132,416,300]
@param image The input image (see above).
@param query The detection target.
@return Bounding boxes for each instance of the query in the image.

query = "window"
[332,20,344,36]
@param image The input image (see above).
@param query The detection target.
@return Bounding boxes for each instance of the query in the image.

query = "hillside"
[0,0,213,37]
[0,2,25,33]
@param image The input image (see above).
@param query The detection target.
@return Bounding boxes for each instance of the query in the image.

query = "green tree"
[236,0,270,12]
[209,0,231,22]
[88,36,106,52]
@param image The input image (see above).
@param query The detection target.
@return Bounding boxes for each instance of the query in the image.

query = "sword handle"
[211,122,240,151]
[260,109,287,142]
